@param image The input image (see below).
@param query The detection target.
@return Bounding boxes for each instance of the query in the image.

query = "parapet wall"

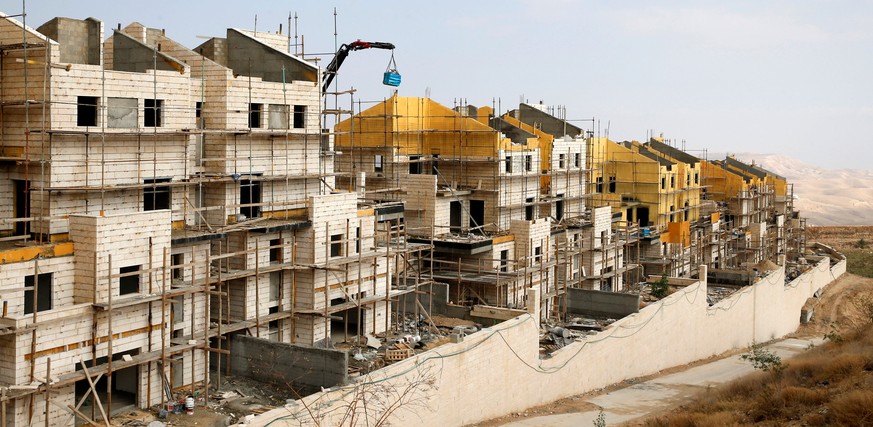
[247,257,844,427]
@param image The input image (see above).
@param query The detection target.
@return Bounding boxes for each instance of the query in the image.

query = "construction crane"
[322,39,399,94]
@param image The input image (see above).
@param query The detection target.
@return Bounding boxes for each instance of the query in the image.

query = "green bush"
[651,274,669,299]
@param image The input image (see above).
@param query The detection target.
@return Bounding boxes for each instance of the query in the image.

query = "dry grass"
[830,390,873,425]
[645,326,873,426]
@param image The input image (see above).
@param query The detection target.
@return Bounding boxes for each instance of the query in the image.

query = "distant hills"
[715,153,873,226]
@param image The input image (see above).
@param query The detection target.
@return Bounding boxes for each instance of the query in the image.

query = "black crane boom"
[322,40,396,93]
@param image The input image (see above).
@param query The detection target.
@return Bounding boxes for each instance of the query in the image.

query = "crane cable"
[386,50,398,73]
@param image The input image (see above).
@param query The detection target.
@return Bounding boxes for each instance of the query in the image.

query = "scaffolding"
[0,11,441,426]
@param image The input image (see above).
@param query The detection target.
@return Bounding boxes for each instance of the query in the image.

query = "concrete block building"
[0,13,421,426]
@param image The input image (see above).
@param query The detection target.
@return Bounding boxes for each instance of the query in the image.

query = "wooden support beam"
[49,400,99,427]
[77,358,110,427]
[44,358,51,427]
[470,305,528,321]
[415,299,441,334]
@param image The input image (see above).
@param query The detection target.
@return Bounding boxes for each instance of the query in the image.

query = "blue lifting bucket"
[383,71,401,87]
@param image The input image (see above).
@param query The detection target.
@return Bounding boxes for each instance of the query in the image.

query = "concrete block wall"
[0,254,75,318]
[45,133,192,187]
[0,175,11,233]
[36,17,102,66]
[291,314,326,346]
[169,241,211,289]
[224,75,319,132]
[202,178,324,227]
[292,257,388,312]
[50,67,193,131]
[250,258,845,427]
[511,218,551,267]
[302,192,359,264]
[69,210,171,304]
[555,229,585,288]
[402,174,440,237]
[226,29,317,86]
[234,29,292,54]
[7,305,91,385]
[496,176,540,230]
[8,385,74,427]
[509,218,556,307]
[231,335,348,395]
[205,134,322,176]
[0,49,55,142]
[0,28,58,120]
[590,206,612,249]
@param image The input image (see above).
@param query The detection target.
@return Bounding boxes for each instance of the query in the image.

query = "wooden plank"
[78,358,110,427]
[470,305,527,321]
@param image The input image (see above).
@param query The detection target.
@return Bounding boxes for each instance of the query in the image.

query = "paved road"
[502,338,821,426]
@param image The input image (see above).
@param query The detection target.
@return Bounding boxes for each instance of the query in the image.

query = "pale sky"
[12,0,873,169]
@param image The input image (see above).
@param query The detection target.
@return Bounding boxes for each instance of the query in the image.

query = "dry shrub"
[800,412,828,426]
[782,358,819,386]
[748,385,784,421]
[721,373,767,397]
[778,385,827,406]
[646,411,740,427]
[815,353,868,383]
[829,390,873,425]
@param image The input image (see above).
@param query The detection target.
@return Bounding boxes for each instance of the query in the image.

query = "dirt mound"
[793,273,873,338]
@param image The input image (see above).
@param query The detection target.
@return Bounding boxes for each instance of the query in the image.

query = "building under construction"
[0,13,435,426]
[0,10,809,427]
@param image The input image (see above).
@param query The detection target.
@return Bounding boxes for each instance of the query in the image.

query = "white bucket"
[185,396,194,415]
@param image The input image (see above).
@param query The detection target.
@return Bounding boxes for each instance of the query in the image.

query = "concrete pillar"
[356,172,367,196]
[697,264,708,295]
[526,287,540,327]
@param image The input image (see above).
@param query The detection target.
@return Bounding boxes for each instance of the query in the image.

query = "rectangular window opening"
[355,227,361,254]
[171,253,184,281]
[24,273,52,314]
[525,197,535,221]
[608,176,616,193]
[144,178,171,211]
[270,238,282,263]
[374,155,383,173]
[119,265,141,295]
[574,153,581,168]
[596,176,604,194]
[269,272,281,300]
[144,99,163,127]
[500,249,509,273]
[293,105,306,129]
[555,195,564,221]
[409,155,422,174]
[249,103,263,128]
[558,153,566,169]
[505,156,512,173]
[239,176,262,219]
[195,101,204,129]
[330,234,343,258]
[77,96,98,127]
[525,155,532,172]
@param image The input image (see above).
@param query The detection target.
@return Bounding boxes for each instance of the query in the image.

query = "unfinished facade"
[0,13,423,426]
[0,9,812,427]
[334,97,642,328]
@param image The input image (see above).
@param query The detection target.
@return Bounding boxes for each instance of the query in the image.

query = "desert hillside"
[717,153,873,226]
